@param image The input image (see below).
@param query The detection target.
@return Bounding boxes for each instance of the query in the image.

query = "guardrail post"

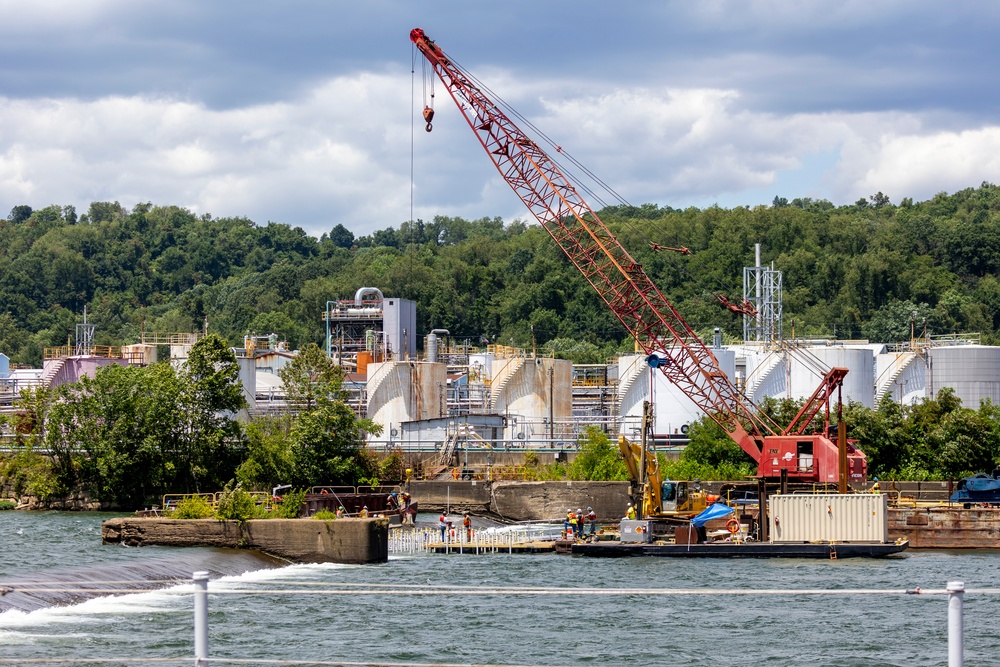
[948,580,964,667]
[193,571,209,667]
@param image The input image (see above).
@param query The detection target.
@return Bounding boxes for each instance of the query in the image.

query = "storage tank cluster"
[637,342,1000,438]
[738,345,877,409]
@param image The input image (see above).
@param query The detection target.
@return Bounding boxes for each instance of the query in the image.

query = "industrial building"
[3,278,999,458]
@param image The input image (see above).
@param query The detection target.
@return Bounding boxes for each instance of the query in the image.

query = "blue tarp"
[690,502,735,527]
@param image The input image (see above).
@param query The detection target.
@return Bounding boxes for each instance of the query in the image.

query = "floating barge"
[889,505,1000,548]
[572,540,907,558]
[574,493,908,559]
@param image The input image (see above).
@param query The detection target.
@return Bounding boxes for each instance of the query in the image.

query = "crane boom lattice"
[410,28,866,484]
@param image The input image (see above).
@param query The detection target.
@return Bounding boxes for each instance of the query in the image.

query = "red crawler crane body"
[410,28,865,484]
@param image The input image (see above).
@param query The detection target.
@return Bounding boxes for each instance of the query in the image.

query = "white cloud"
[1,66,999,237]
[847,128,1000,201]
[0,71,422,233]
[0,0,122,28]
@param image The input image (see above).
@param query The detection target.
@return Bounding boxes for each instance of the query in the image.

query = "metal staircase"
[875,351,918,403]
[488,357,524,411]
[39,358,66,388]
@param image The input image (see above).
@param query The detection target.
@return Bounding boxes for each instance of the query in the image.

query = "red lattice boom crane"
[410,28,866,485]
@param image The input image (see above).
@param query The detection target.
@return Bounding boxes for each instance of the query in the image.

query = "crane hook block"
[423,106,435,132]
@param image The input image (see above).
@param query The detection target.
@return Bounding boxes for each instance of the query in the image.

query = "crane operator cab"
[660,480,708,514]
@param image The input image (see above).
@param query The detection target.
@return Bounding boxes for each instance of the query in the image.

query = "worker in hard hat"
[575,508,584,538]
[463,512,472,542]
[586,507,597,536]
[871,478,881,494]
[438,512,448,542]
[359,506,369,518]
[626,503,636,520]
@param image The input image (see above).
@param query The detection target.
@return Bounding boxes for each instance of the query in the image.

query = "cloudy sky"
[1,1,999,238]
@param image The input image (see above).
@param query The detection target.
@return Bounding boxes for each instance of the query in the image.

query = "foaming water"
[2,512,1000,666]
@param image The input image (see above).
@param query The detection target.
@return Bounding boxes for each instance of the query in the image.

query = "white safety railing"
[213,575,977,667]
[0,576,973,666]
[387,523,567,554]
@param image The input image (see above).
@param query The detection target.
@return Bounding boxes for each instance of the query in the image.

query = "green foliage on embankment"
[0,340,386,509]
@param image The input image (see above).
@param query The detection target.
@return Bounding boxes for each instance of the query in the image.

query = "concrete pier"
[102,517,388,564]
[409,479,630,521]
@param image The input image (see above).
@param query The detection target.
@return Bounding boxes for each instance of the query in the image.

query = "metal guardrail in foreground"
[197,575,974,667]
[0,577,973,666]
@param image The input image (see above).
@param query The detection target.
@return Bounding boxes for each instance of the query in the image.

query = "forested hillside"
[2,184,1000,367]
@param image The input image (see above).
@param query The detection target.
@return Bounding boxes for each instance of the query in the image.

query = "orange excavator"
[411,28,866,488]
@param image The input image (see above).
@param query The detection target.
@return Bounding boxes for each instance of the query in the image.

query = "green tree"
[276,343,383,485]
[289,399,381,486]
[681,417,755,469]
[176,333,246,492]
[329,223,355,249]
[45,363,182,507]
[279,342,342,411]
[236,416,296,491]
[567,427,628,480]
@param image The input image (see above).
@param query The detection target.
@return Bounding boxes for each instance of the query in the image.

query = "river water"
[1,511,998,666]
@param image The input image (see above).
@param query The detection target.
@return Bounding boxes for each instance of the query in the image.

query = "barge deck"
[572,539,909,558]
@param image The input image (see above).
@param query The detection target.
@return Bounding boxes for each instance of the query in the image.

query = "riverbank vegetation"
[4,185,1000,499]
[0,338,386,509]
[514,387,1000,484]
[1,186,1000,368]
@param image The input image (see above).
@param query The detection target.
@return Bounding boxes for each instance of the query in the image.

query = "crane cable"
[443,52,662,247]
[410,44,416,229]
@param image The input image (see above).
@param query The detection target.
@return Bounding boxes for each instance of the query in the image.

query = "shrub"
[313,510,338,520]
[170,495,215,519]
[0,500,16,510]
[268,489,306,518]
[568,427,628,480]
[0,448,64,500]
[215,481,267,521]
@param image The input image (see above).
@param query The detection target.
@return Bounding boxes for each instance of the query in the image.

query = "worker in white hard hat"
[626,502,636,520]
[586,506,597,536]
[567,508,578,539]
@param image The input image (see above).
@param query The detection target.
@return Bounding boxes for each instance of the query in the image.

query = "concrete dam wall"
[102,517,389,564]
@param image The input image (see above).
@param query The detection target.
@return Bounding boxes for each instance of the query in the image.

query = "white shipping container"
[769,494,888,543]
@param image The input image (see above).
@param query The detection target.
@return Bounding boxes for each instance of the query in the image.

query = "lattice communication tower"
[742,245,783,347]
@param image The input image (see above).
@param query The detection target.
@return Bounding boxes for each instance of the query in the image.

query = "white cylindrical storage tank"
[652,347,738,436]
[468,353,494,384]
[929,345,1000,407]
[788,347,874,408]
[619,348,738,438]
[236,356,256,418]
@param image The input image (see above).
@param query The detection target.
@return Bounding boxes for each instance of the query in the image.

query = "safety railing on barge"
[388,522,568,555]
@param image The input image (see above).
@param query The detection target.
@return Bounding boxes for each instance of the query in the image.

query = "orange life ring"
[726,518,741,534]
